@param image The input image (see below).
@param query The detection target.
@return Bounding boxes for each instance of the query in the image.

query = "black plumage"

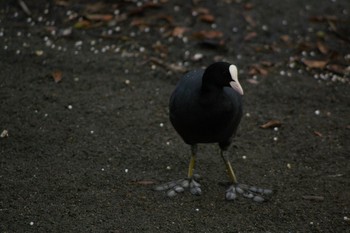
[169,62,243,151]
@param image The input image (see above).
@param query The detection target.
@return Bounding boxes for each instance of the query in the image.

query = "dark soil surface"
[1,0,350,232]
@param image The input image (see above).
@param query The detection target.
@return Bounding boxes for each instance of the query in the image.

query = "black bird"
[155,62,272,201]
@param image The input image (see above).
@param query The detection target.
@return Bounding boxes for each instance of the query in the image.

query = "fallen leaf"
[243,14,256,27]
[247,79,259,85]
[302,59,328,69]
[74,19,91,29]
[327,64,346,75]
[244,3,254,10]
[313,131,323,137]
[316,41,329,54]
[200,14,215,23]
[249,64,268,76]
[192,30,223,39]
[244,31,257,41]
[150,57,187,73]
[194,7,210,15]
[85,14,113,22]
[52,70,62,83]
[172,26,188,37]
[260,120,282,129]
[130,18,148,27]
[280,35,290,43]
[134,180,156,185]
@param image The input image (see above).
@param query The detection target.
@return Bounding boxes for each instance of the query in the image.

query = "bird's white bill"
[230,81,244,95]
[229,65,244,95]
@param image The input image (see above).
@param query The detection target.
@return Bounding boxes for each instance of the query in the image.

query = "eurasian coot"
[155,62,272,201]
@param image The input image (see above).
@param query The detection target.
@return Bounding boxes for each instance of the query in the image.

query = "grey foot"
[154,174,202,197]
[225,183,273,202]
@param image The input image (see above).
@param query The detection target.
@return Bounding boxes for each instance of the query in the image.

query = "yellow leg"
[220,150,238,184]
[187,145,197,178]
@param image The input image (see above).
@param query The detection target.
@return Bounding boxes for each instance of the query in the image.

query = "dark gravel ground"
[1,0,349,232]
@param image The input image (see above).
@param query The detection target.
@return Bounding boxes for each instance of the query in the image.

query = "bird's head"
[203,62,244,96]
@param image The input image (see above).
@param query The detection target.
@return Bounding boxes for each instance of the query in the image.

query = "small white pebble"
[125,169,129,173]
[287,163,292,169]
[273,127,279,132]
[273,137,278,141]
[262,25,268,31]
[280,70,286,76]
[245,113,251,117]
[166,141,170,145]
[75,41,83,47]
[344,216,349,221]
[159,123,164,127]
[0,129,9,138]
[314,110,320,115]
[166,166,171,170]
[139,47,145,52]
[125,79,130,85]
[192,53,203,61]
[232,27,238,32]
[101,168,105,171]
[242,155,247,160]
[67,105,73,110]
[310,221,314,225]
[16,50,21,55]
[195,208,199,212]
[44,113,48,117]
[90,131,94,134]
[30,222,34,226]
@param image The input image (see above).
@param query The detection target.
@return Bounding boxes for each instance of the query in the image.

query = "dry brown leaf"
[316,41,329,54]
[172,26,188,37]
[85,14,113,22]
[52,70,62,83]
[244,3,255,10]
[314,131,323,137]
[280,35,290,43]
[260,120,282,129]
[244,31,257,41]
[302,59,328,69]
[74,19,91,29]
[243,14,256,27]
[130,18,147,27]
[247,79,259,85]
[200,14,215,23]
[150,57,187,73]
[327,64,346,75]
[250,64,268,76]
[192,30,223,40]
[194,7,210,15]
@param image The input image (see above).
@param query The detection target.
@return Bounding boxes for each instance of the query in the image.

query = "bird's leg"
[220,150,273,202]
[154,145,202,197]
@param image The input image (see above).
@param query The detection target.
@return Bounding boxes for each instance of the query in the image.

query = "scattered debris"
[302,195,325,201]
[260,120,282,129]
[149,57,187,73]
[52,70,63,83]
[1,129,9,138]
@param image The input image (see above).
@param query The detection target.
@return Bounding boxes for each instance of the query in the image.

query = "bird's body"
[169,69,243,149]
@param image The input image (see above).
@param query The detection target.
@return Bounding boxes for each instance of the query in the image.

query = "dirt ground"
[1,0,349,232]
